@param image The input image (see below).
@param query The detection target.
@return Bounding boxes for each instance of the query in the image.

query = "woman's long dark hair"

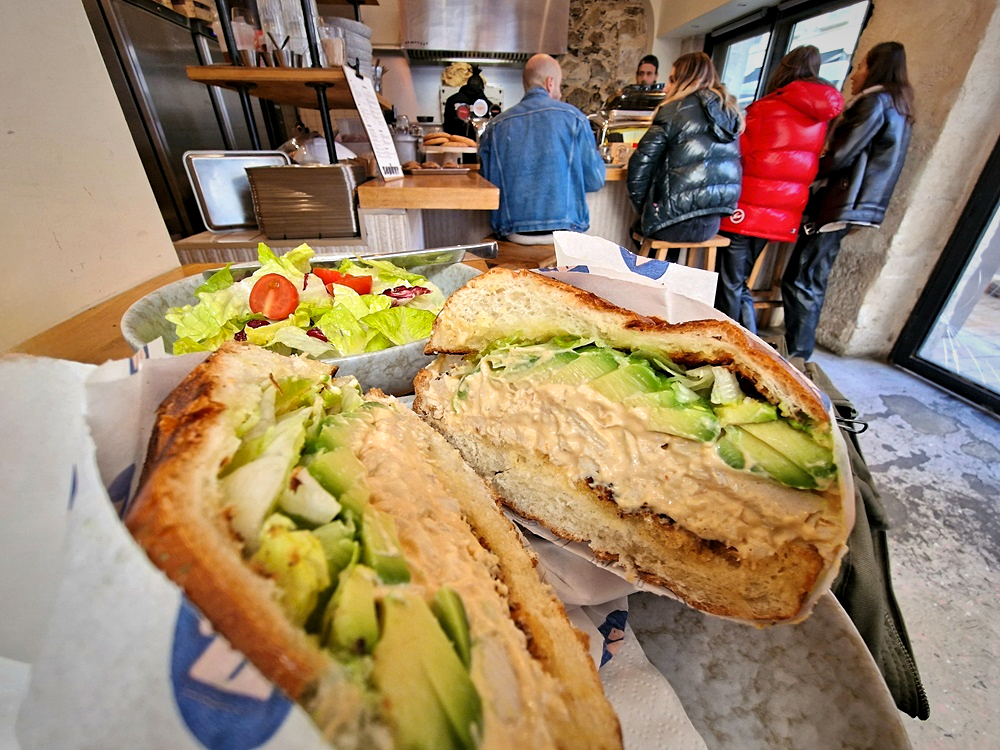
[861,41,915,123]
[766,45,825,94]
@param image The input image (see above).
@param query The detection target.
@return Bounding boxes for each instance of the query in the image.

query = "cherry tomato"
[249,274,299,319]
[313,268,373,295]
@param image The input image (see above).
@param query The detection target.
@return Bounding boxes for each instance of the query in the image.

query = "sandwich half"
[125,341,622,750]
[412,268,854,625]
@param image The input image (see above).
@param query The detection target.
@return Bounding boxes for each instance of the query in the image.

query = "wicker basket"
[246,163,369,240]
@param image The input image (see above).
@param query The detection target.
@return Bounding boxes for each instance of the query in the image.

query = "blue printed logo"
[597,609,629,666]
[107,464,135,518]
[171,598,292,749]
[619,247,671,280]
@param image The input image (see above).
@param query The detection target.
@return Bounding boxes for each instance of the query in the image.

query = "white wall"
[1,0,179,352]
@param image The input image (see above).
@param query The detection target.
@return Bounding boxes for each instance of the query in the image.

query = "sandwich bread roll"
[413,269,854,625]
[125,341,622,750]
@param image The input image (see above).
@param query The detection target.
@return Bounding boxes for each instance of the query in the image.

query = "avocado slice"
[741,420,835,477]
[588,361,663,402]
[373,592,482,750]
[431,586,473,668]
[307,446,370,520]
[716,397,778,426]
[324,564,380,655]
[626,389,721,442]
[313,519,360,582]
[544,349,620,385]
[723,426,817,489]
[361,505,411,584]
[715,434,746,469]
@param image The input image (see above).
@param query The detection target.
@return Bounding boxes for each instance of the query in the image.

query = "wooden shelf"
[186,66,391,111]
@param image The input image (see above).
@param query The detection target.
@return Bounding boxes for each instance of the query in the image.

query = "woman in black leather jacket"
[627,52,743,259]
[782,41,915,360]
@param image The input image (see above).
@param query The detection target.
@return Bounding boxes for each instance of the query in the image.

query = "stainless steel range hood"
[399,0,569,64]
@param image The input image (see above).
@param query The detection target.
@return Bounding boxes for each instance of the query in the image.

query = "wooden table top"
[6,264,217,365]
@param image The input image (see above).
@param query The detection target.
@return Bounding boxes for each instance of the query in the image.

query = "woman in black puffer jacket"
[627,52,744,259]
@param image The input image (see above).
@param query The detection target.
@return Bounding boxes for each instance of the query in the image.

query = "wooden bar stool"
[482,235,557,270]
[631,231,730,272]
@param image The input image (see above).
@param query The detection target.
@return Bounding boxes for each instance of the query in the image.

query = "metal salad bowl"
[120,246,491,396]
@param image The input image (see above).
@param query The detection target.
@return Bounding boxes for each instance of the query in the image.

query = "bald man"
[478,54,605,244]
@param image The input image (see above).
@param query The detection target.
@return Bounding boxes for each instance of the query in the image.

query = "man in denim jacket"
[479,54,606,243]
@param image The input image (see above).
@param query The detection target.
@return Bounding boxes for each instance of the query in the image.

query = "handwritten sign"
[343,66,403,181]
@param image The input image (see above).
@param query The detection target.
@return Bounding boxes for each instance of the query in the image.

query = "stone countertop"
[631,591,913,749]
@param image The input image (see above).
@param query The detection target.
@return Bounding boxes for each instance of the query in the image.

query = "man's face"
[636,63,657,85]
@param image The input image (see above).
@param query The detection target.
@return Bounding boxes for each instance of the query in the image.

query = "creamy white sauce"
[430,367,843,561]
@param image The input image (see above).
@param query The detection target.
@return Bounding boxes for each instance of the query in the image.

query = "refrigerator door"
[85,0,269,238]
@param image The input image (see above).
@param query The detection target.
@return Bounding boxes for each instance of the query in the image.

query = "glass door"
[892,135,1000,415]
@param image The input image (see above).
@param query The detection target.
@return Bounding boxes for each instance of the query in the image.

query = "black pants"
[633,216,721,262]
[715,231,768,333]
[781,227,850,360]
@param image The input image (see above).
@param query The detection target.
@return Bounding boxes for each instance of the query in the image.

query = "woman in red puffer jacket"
[715,46,843,332]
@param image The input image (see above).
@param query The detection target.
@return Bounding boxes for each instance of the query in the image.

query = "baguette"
[413,269,854,625]
[126,341,622,750]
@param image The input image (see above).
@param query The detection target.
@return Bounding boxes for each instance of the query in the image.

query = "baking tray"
[183,150,291,232]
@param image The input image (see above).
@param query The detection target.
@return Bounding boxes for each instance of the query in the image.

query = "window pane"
[788,1,869,91]
[718,32,771,109]
[916,200,1000,395]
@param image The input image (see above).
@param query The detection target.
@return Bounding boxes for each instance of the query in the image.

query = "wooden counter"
[357,173,499,210]
[605,164,628,181]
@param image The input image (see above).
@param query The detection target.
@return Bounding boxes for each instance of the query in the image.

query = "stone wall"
[561,0,653,115]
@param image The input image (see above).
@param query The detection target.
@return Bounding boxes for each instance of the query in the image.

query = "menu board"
[343,66,403,182]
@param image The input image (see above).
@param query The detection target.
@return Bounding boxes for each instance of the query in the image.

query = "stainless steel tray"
[183,150,291,232]
[202,241,499,281]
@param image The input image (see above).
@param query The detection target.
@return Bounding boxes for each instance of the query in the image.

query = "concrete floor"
[809,349,1000,749]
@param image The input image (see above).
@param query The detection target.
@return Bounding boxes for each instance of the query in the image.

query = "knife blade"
[201,241,498,282]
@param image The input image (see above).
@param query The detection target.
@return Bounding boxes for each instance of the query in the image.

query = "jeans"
[632,215,722,262]
[715,232,768,333]
[781,227,850,359]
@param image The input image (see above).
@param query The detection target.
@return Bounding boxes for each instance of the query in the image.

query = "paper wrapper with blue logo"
[10,348,329,749]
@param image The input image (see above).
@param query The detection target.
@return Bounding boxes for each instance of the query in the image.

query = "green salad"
[166,243,446,358]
